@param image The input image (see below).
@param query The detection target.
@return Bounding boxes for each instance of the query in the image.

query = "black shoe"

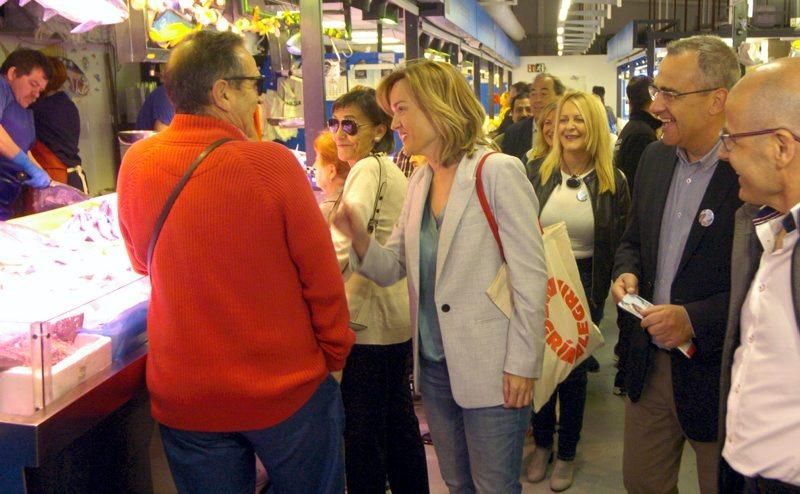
[585,355,600,373]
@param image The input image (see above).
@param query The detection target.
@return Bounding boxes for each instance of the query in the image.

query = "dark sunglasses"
[327,118,372,136]
[223,75,266,95]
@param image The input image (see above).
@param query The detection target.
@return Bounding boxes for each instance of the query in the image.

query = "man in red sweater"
[117,31,354,493]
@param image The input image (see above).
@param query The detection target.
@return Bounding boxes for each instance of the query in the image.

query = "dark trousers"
[720,458,800,494]
[531,257,600,461]
[341,340,429,494]
[531,368,588,461]
[615,310,636,389]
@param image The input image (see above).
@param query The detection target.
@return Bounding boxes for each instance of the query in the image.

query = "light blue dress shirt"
[653,141,721,305]
[418,195,446,362]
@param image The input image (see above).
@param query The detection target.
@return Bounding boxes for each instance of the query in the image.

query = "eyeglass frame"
[719,127,800,152]
[327,118,373,136]
[222,75,266,95]
[648,84,720,103]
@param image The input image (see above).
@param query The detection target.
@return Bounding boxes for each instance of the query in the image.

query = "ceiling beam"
[564,25,597,31]
[574,0,621,5]
[563,19,603,25]
[390,0,419,16]
[566,9,606,16]
[478,0,517,5]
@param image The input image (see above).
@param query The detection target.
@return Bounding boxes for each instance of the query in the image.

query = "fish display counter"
[0,194,152,493]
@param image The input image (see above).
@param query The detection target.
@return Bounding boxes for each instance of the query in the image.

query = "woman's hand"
[503,372,535,409]
[332,202,371,259]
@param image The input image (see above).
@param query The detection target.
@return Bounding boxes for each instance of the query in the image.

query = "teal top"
[418,195,446,362]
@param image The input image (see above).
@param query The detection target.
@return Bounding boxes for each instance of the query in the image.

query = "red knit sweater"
[117,115,354,431]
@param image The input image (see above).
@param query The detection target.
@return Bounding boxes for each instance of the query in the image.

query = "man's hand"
[503,372,534,409]
[10,151,50,189]
[611,273,639,304]
[639,304,694,349]
[24,168,51,188]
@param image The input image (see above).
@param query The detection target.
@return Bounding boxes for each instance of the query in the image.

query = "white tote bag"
[475,158,604,412]
[532,222,604,412]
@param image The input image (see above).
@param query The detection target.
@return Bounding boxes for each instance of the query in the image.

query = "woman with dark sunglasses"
[328,86,429,494]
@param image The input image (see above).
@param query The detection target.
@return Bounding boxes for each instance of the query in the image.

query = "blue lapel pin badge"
[698,209,714,227]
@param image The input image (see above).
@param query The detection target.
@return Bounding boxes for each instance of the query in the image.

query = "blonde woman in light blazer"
[334,60,548,494]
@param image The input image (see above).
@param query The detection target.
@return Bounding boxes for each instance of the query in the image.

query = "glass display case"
[0,195,149,417]
[0,195,152,493]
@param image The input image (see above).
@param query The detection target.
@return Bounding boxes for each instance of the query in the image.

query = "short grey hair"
[165,30,247,114]
[666,35,740,90]
[534,72,566,96]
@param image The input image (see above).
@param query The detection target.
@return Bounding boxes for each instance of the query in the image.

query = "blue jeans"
[420,358,528,494]
[159,376,345,494]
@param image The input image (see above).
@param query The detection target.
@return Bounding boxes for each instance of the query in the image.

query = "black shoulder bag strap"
[146,137,232,271]
[366,154,386,234]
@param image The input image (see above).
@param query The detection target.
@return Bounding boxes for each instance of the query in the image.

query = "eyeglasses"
[648,84,719,103]
[327,118,372,136]
[223,75,266,95]
[719,127,800,152]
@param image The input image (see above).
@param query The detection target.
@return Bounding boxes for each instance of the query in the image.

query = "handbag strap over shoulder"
[366,154,386,235]
[475,151,504,261]
[146,137,233,271]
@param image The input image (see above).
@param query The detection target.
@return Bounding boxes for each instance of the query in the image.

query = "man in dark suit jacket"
[611,75,662,397]
[611,35,742,494]
[500,73,564,163]
[716,58,800,494]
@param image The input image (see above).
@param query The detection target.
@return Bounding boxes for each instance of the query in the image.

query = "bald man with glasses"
[717,57,800,494]
[611,35,742,494]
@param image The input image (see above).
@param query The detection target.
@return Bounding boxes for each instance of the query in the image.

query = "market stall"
[0,195,151,493]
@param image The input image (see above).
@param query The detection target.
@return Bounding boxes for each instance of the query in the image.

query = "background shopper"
[528,90,630,491]
[312,130,350,225]
[329,86,429,494]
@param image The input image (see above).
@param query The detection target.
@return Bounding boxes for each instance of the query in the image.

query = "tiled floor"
[151,296,703,493]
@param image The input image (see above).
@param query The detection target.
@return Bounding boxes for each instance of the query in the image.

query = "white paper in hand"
[617,294,696,359]
[618,293,652,319]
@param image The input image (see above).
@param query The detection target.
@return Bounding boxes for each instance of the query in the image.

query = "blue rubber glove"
[10,151,50,189]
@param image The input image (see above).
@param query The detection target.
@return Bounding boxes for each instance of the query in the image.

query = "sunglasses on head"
[328,118,371,136]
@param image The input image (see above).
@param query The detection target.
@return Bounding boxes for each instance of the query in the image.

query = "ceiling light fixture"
[558,0,572,22]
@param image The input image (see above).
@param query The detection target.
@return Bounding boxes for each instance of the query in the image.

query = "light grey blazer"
[352,146,547,408]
